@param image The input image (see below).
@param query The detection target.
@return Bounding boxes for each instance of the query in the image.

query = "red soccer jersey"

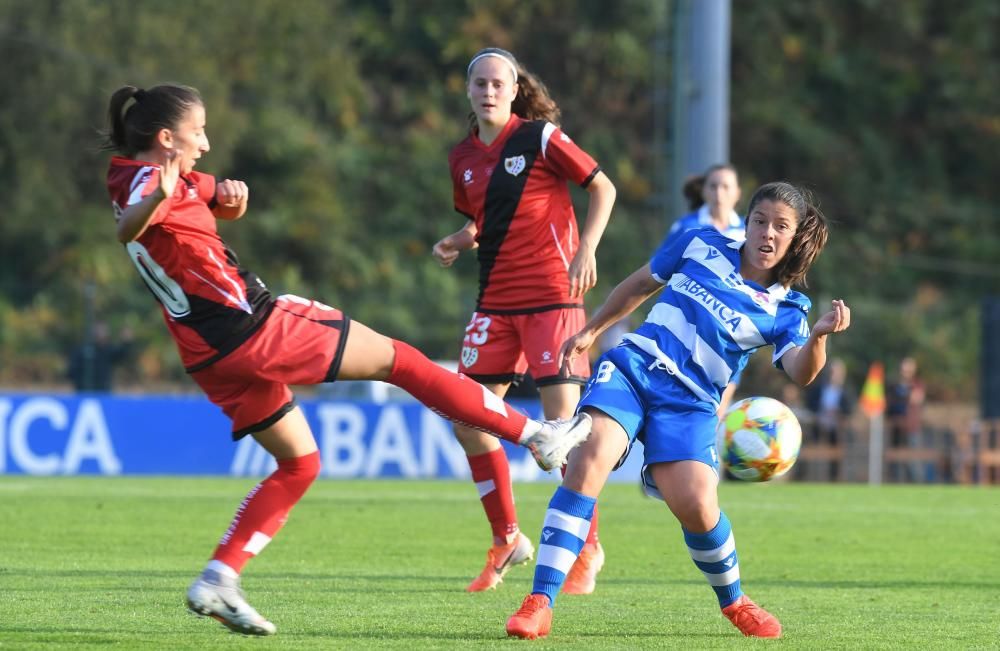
[449,116,601,313]
[106,156,274,371]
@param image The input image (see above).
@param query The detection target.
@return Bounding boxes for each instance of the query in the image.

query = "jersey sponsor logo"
[461,346,479,368]
[673,276,744,333]
[504,155,526,176]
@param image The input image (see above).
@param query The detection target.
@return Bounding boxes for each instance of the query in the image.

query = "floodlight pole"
[670,0,731,219]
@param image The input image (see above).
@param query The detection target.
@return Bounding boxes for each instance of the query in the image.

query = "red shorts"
[457,307,589,387]
[190,295,349,439]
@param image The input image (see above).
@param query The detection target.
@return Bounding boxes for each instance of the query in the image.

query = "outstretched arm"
[559,263,662,374]
[568,171,617,298]
[432,221,478,267]
[781,299,852,386]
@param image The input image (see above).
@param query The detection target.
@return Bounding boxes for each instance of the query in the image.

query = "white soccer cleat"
[186,570,276,636]
[523,412,593,471]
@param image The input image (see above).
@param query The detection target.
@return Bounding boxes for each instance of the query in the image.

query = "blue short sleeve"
[772,292,812,366]
[649,228,701,283]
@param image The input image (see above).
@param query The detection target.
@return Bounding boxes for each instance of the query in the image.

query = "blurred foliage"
[0,0,996,400]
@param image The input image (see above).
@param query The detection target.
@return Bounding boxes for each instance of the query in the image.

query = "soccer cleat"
[523,412,593,471]
[186,570,277,636]
[467,532,535,592]
[721,595,782,638]
[506,593,553,639]
[562,541,605,595]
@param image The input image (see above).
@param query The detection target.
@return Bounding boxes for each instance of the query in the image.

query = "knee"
[668,493,719,533]
[282,450,321,490]
[676,503,719,533]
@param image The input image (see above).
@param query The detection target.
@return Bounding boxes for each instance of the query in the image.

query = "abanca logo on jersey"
[674,277,744,332]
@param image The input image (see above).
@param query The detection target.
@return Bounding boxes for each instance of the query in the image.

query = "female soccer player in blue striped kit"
[662,163,745,416]
[506,181,851,639]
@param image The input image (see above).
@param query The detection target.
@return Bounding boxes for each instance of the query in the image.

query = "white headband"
[467,52,518,83]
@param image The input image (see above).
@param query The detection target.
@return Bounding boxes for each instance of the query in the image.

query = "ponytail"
[101,83,202,157]
[682,175,706,210]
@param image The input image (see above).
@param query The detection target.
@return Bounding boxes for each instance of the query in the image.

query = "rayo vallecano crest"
[504,155,526,176]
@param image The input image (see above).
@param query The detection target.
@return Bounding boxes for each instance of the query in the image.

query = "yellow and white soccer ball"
[718,396,802,482]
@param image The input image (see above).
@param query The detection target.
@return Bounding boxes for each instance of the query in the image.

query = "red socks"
[468,448,518,544]
[387,340,530,444]
[211,451,321,573]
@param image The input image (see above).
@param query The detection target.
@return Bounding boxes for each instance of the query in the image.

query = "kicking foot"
[523,412,593,471]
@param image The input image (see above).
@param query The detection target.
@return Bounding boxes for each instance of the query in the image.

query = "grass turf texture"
[0,478,995,649]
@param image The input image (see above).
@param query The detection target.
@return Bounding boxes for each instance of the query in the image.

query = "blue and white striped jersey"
[622,227,811,407]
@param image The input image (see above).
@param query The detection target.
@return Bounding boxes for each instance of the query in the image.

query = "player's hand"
[432,237,461,267]
[812,299,851,336]
[216,179,249,207]
[559,330,596,376]
[159,149,180,199]
[567,246,597,298]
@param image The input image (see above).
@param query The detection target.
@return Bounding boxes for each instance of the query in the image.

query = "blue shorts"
[578,345,720,473]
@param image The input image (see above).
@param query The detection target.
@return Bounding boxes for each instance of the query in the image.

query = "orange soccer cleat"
[506,593,553,639]
[466,532,534,592]
[562,541,605,595]
[721,595,782,638]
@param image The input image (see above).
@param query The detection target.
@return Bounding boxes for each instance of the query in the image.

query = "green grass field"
[0,477,996,649]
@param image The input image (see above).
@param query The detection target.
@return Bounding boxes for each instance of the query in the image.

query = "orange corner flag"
[860,361,886,417]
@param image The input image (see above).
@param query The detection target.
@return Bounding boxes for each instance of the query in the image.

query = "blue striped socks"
[531,486,596,606]
[684,511,742,607]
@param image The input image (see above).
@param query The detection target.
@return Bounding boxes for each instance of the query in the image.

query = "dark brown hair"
[466,48,560,132]
[101,84,202,157]
[682,163,739,211]
[745,181,828,288]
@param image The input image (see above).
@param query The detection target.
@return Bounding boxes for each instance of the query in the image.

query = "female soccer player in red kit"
[433,48,616,594]
[102,83,592,636]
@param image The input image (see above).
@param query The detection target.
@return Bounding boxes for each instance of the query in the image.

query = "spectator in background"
[887,356,926,481]
[803,357,855,480]
[660,164,745,417]
[805,357,855,445]
[66,321,134,392]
